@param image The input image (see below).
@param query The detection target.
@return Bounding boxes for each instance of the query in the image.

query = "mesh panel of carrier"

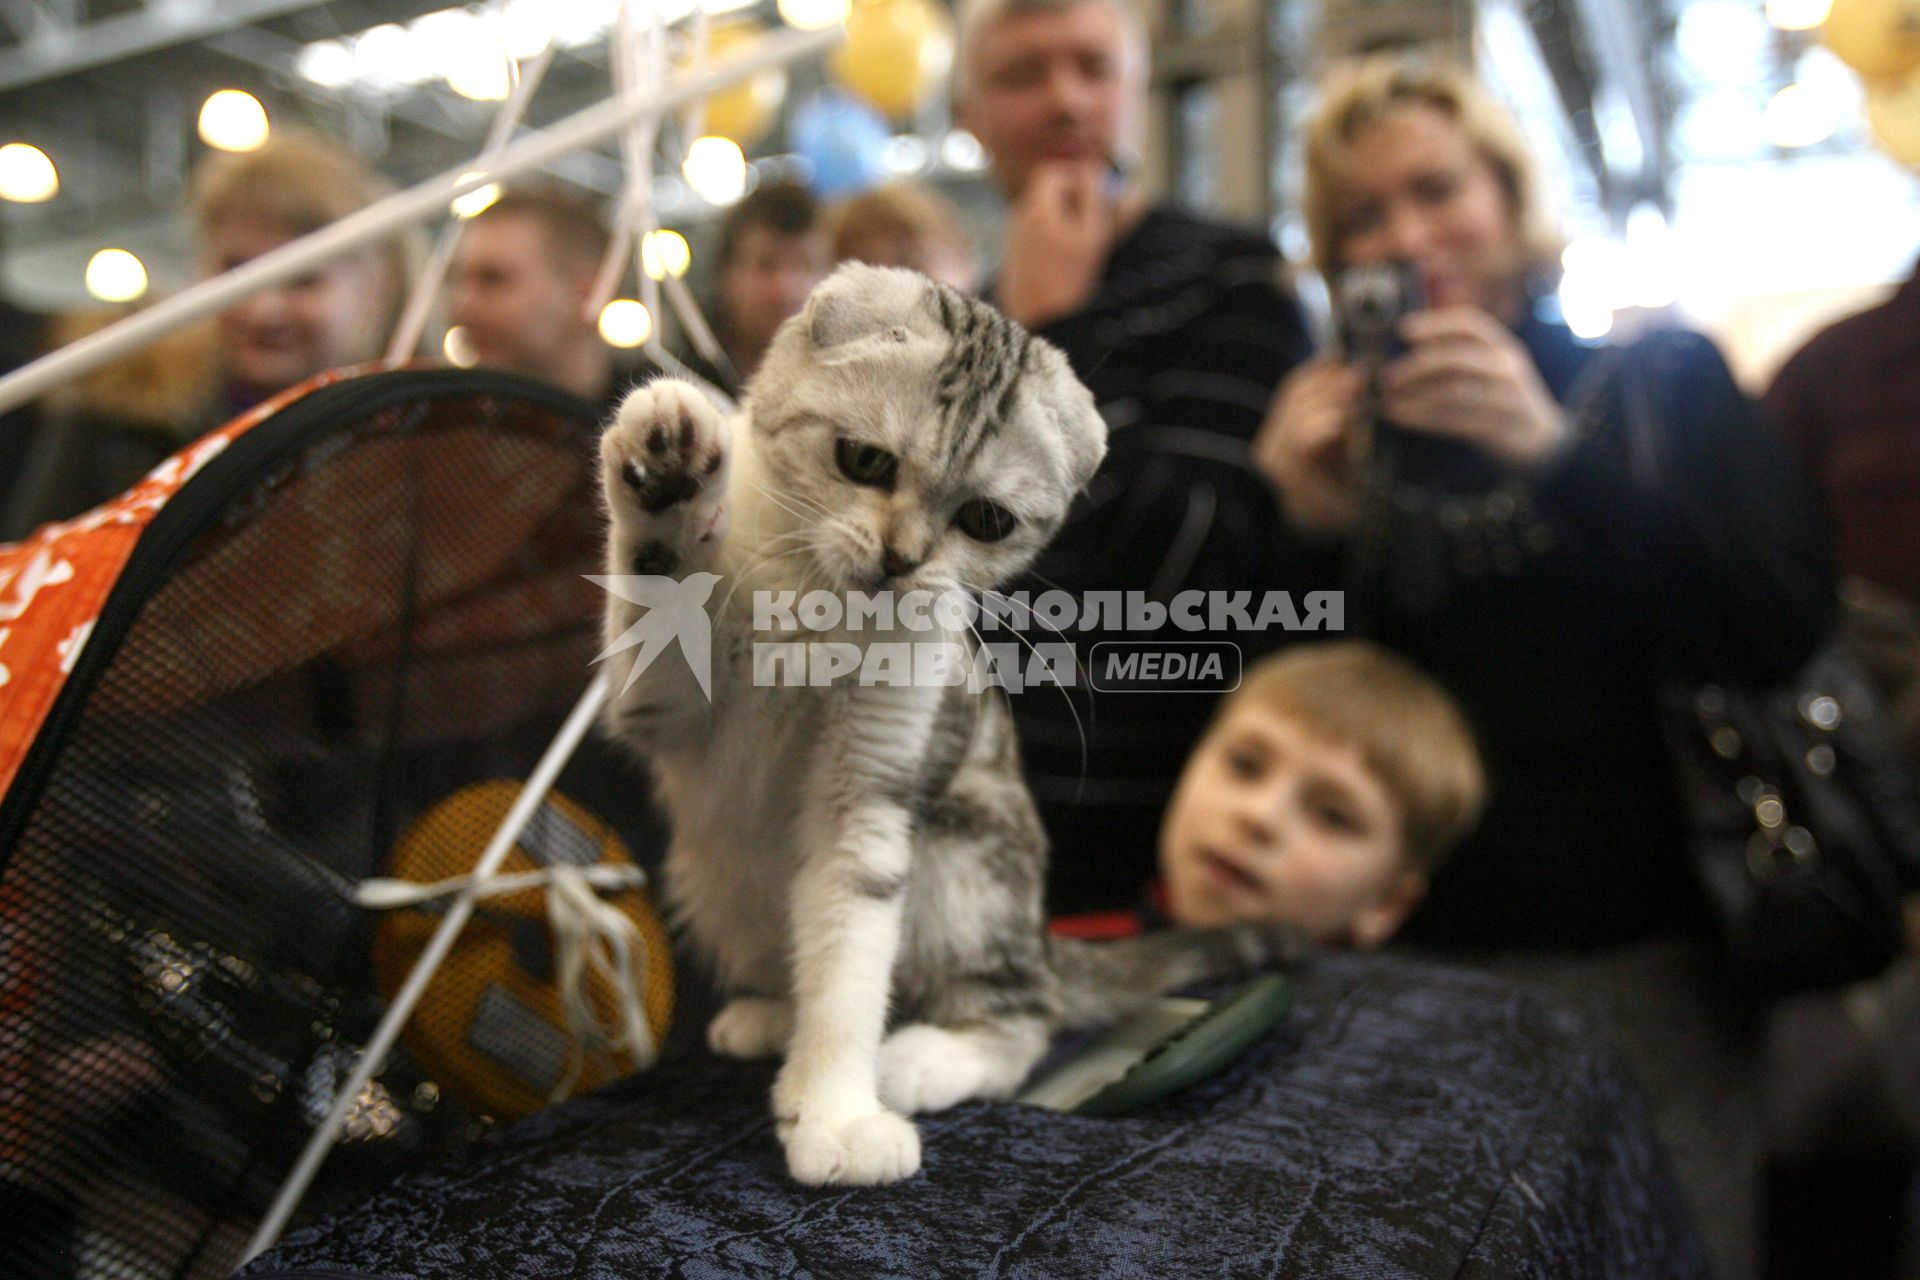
[0,370,670,1280]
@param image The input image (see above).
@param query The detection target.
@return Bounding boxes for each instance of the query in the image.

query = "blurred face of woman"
[1332,103,1528,319]
[206,216,393,396]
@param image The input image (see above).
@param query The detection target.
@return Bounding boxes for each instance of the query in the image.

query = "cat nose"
[881,546,921,579]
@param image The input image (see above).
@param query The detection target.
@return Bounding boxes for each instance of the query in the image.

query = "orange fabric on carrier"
[0,370,362,798]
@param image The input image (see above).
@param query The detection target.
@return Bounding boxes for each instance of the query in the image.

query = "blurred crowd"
[1,0,1918,1276]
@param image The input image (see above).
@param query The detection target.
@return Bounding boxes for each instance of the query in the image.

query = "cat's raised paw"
[707,997,792,1060]
[782,1110,922,1186]
[600,380,729,526]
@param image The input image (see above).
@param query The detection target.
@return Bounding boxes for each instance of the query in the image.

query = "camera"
[1333,261,1425,367]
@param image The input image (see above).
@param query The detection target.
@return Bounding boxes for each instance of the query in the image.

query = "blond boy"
[1158,641,1485,948]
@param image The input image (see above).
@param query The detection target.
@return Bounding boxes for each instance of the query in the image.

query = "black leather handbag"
[1610,334,1920,991]
[1659,645,1920,990]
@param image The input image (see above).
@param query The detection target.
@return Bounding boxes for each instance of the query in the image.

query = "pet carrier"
[0,367,673,1280]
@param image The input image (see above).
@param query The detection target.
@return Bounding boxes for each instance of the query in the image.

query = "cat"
[598,263,1300,1186]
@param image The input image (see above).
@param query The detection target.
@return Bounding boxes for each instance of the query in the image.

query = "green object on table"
[1016,973,1294,1117]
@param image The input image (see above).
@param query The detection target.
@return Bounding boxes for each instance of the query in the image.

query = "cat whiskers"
[1019,566,1073,596]
[717,532,821,619]
[961,579,1094,797]
[744,478,836,529]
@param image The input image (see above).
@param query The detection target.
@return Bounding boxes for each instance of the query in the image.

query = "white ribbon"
[353,859,660,1098]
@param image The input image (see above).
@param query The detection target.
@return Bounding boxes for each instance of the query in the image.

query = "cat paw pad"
[601,380,728,519]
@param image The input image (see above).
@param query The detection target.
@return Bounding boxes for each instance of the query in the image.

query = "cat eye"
[835,438,897,489]
[954,498,1017,543]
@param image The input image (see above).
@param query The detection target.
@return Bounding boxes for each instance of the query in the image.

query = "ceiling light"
[86,249,148,303]
[598,299,654,348]
[0,143,58,202]
[641,229,692,280]
[778,0,852,30]
[296,40,357,89]
[450,174,502,219]
[682,135,748,206]
[198,90,270,152]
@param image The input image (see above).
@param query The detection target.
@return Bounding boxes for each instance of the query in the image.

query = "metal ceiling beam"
[1518,0,1666,214]
[1565,0,1664,200]
[201,25,625,194]
[0,0,65,44]
[0,0,338,94]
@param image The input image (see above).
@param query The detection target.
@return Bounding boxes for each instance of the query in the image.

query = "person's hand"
[996,162,1116,329]
[1254,359,1365,534]
[1379,307,1569,470]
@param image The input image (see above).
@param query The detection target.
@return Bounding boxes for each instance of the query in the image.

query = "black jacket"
[996,204,1314,914]
[1337,312,1838,948]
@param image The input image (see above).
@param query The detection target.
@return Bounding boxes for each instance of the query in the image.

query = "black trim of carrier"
[0,367,602,868]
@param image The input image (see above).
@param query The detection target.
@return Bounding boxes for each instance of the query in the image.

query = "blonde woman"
[5,132,413,535]
[827,182,980,293]
[1256,57,1838,1279]
[193,130,413,413]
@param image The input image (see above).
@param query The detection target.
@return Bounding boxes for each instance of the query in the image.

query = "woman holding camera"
[1256,58,1835,1276]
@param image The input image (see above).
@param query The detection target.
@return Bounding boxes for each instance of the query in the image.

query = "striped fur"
[928,283,1035,470]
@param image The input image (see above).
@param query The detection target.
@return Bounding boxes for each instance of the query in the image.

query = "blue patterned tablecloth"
[241,952,1707,1279]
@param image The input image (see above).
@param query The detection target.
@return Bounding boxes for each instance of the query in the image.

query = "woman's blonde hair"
[191,129,417,315]
[1302,56,1564,286]
[828,183,972,265]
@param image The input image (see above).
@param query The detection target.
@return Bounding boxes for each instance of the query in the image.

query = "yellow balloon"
[829,0,954,120]
[1867,64,1920,166]
[685,20,787,147]
[1823,0,1920,79]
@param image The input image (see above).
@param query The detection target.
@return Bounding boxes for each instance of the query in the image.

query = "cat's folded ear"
[1034,343,1108,491]
[804,263,940,353]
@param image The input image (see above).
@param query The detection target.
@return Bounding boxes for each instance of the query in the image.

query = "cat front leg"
[772,798,922,1186]
[598,380,732,740]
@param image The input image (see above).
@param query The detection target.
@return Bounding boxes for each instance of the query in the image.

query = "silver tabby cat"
[598,264,1297,1186]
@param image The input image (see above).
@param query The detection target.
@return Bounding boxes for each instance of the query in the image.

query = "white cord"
[0,26,843,419]
[385,42,558,365]
[353,861,644,910]
[544,864,660,1095]
[246,672,611,1260]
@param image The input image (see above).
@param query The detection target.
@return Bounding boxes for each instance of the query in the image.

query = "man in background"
[685,181,831,395]
[449,188,634,410]
[953,0,1315,913]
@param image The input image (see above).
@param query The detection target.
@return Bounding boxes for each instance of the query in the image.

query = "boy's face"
[1159,703,1423,947]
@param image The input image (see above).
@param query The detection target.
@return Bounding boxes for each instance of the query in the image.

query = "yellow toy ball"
[1824,0,1920,79]
[687,19,788,148]
[830,0,955,120]
[1868,64,1920,165]
[373,782,673,1122]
